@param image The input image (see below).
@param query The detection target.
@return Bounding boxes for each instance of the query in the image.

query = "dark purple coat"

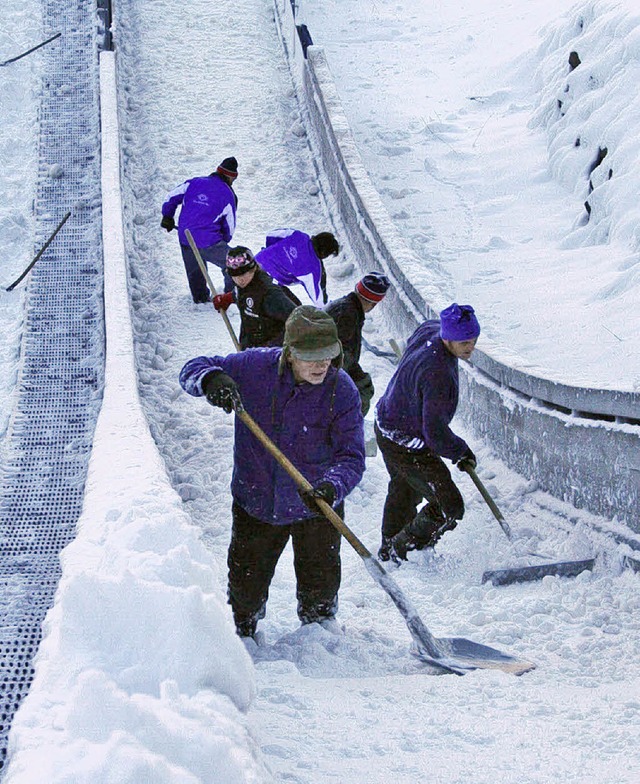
[180,348,365,524]
[375,320,469,460]
[162,174,236,248]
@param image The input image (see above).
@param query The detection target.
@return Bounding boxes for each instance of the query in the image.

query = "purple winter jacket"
[162,174,236,248]
[255,230,324,305]
[179,348,365,524]
[375,320,469,461]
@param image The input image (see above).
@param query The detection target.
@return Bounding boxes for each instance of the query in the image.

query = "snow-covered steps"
[0,0,104,771]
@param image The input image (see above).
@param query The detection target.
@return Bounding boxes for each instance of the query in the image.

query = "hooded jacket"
[162,173,236,248]
[375,320,469,460]
[180,348,365,524]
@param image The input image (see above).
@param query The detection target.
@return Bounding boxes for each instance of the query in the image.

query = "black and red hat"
[217,156,238,181]
[355,272,391,303]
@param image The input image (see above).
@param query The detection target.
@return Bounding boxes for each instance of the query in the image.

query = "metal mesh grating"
[0,0,105,772]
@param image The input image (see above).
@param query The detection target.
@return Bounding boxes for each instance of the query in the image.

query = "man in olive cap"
[161,156,239,302]
[179,305,365,641]
[375,303,480,563]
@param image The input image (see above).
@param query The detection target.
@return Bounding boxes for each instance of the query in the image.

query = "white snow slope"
[3,0,640,782]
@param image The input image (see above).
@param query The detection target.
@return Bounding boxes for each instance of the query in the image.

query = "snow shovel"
[235,405,535,676]
[464,466,596,585]
[184,229,241,352]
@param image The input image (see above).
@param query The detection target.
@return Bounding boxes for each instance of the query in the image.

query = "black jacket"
[325,292,367,383]
[236,268,300,349]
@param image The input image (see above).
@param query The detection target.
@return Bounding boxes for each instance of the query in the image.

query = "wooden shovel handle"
[236,408,371,558]
[184,229,241,352]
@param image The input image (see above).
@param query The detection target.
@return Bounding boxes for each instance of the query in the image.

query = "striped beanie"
[217,156,238,180]
[355,272,391,303]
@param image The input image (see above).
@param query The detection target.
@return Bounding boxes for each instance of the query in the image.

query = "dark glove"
[456,447,477,473]
[161,215,175,232]
[299,481,337,513]
[213,292,234,312]
[202,371,242,414]
[354,372,375,416]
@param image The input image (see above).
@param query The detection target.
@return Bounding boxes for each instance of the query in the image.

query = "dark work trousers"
[375,423,464,543]
[228,501,343,631]
[179,239,233,301]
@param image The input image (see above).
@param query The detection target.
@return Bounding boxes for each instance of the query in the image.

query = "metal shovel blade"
[416,636,536,676]
[482,558,596,587]
[367,558,536,675]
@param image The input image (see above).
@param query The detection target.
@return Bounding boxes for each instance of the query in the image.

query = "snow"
[302,0,640,390]
[1,0,640,782]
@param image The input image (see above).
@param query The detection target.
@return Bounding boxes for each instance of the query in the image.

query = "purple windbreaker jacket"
[179,348,365,524]
[375,320,469,460]
[255,230,323,305]
[162,174,236,248]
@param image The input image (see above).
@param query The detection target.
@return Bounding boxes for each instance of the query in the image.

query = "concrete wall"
[272,0,640,531]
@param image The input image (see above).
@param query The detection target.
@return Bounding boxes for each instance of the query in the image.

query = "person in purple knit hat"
[374,303,481,563]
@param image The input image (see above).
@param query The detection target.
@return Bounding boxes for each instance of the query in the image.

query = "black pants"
[375,424,464,542]
[228,501,343,631]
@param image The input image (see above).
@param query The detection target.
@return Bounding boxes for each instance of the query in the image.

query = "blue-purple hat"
[439,303,480,341]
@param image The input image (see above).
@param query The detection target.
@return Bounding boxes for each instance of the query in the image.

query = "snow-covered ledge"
[273,0,640,532]
[3,52,269,783]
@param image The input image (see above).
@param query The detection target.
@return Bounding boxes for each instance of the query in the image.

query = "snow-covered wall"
[273,0,640,532]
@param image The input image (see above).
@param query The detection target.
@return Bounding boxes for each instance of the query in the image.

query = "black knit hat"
[226,246,256,277]
[311,232,339,259]
[217,157,238,180]
[356,271,391,303]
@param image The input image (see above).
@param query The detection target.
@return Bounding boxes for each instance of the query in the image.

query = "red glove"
[213,292,234,312]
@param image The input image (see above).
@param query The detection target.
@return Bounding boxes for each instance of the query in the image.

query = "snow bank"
[3,53,269,784]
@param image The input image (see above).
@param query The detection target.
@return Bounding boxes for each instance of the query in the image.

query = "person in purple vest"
[161,157,238,302]
[255,229,339,306]
[179,306,365,640]
[374,303,480,564]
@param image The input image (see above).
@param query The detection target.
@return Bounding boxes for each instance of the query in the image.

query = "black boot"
[235,618,257,639]
[390,528,418,561]
[378,536,394,562]
[420,516,457,549]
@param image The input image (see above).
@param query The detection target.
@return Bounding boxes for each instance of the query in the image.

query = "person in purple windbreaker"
[179,306,365,641]
[255,229,339,306]
[161,157,238,302]
[374,304,481,564]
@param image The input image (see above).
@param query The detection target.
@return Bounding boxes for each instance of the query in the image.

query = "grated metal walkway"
[0,0,105,771]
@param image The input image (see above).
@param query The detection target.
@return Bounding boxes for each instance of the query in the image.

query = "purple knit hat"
[439,303,480,341]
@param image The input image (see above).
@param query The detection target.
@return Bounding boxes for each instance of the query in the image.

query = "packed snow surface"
[1,0,640,782]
